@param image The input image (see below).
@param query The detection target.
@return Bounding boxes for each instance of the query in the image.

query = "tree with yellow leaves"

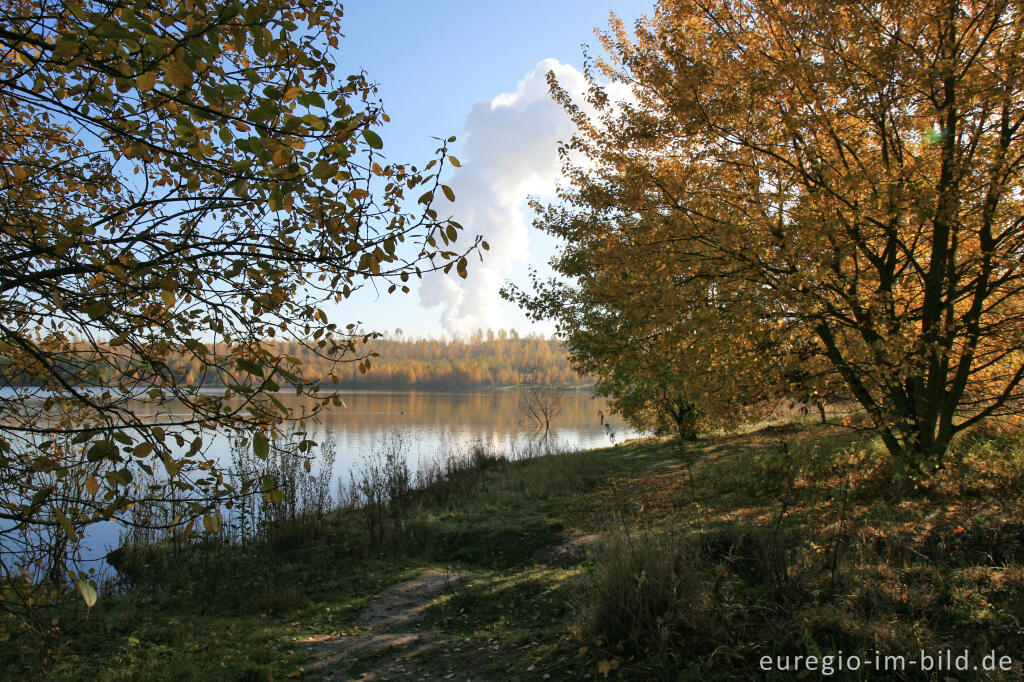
[0,0,479,620]
[506,206,780,441]
[519,0,1024,466]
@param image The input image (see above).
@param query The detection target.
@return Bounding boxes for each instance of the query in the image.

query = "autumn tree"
[518,0,1024,468]
[0,0,479,619]
[506,209,778,441]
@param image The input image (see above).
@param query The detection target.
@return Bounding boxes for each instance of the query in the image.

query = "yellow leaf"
[84,477,99,495]
[133,442,154,458]
[136,71,157,92]
[53,509,78,542]
[202,513,222,534]
[164,58,193,90]
[75,580,97,608]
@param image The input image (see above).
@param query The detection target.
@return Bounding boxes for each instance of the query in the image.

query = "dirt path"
[297,535,600,680]
[353,569,464,631]
[298,568,487,681]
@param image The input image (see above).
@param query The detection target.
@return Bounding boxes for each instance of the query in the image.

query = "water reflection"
[76,389,632,569]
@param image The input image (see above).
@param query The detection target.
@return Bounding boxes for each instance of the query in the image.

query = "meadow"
[5,414,1023,680]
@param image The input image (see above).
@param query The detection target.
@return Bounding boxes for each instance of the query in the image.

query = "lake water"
[63,389,633,575]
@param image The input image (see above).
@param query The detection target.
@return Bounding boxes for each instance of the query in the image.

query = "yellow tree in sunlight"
[514,0,1024,466]
[506,206,780,440]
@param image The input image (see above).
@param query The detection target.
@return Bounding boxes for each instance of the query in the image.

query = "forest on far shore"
[172,330,586,390]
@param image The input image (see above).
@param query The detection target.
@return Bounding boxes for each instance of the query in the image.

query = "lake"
[66,389,634,575]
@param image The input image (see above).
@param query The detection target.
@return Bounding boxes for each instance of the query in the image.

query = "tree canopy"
[0,0,479,615]
[505,209,776,440]
[511,0,1024,464]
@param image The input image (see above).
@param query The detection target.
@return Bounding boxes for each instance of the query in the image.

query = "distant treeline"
[0,331,588,392]
[171,330,588,390]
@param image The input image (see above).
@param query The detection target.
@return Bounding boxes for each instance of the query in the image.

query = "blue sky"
[325,1,654,338]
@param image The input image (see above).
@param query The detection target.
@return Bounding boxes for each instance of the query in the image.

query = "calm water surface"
[75,389,633,571]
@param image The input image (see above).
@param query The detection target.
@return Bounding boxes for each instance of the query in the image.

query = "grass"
[5,417,1024,679]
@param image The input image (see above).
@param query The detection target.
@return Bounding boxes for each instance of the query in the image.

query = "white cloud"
[418,59,590,334]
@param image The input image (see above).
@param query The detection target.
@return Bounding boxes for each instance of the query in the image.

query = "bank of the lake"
[56,388,632,575]
[7,419,1024,680]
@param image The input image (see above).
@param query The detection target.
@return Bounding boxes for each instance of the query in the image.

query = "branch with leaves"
[0,0,485,617]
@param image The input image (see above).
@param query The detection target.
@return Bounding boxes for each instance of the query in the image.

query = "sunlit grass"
[7,420,1024,679]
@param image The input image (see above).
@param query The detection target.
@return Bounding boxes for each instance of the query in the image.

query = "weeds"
[340,430,413,546]
[577,422,1024,679]
[15,418,1024,680]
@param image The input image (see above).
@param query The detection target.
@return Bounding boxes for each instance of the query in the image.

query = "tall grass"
[107,434,340,614]
[109,427,582,607]
[338,430,413,546]
[577,421,1024,679]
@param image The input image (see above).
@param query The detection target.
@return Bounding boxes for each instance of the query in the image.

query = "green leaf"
[86,440,120,463]
[133,442,154,458]
[184,339,208,356]
[302,113,326,131]
[362,129,383,149]
[30,487,52,509]
[268,190,283,212]
[301,92,326,108]
[164,58,194,90]
[236,358,264,377]
[53,37,80,59]
[312,160,336,180]
[253,432,270,459]
[107,468,133,485]
[83,301,108,319]
[222,83,246,100]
